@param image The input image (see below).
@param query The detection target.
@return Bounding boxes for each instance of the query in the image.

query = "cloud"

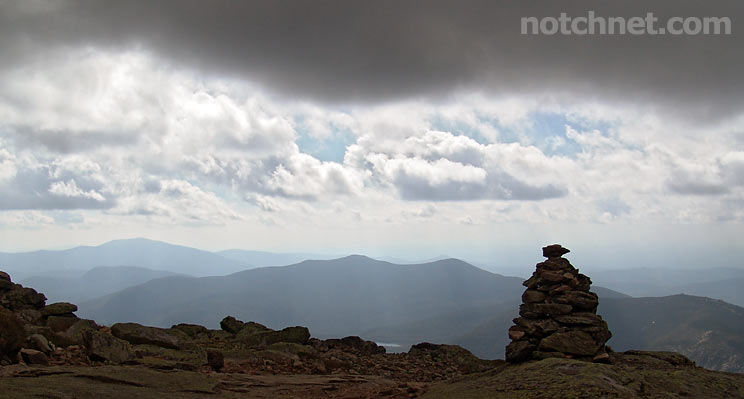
[349,130,567,201]
[1,1,741,122]
[0,152,116,210]
[114,179,242,224]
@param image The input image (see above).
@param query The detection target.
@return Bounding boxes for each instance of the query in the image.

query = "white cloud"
[49,180,106,202]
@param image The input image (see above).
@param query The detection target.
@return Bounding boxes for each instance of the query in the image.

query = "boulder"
[0,309,26,362]
[111,322,186,350]
[238,326,310,347]
[171,323,209,339]
[220,316,245,334]
[83,330,135,363]
[20,348,49,365]
[1,286,46,310]
[505,340,536,363]
[0,271,12,291]
[28,334,52,354]
[317,336,386,356]
[41,302,78,317]
[61,319,100,345]
[46,315,80,333]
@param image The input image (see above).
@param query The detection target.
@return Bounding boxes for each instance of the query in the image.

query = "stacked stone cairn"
[505,244,612,363]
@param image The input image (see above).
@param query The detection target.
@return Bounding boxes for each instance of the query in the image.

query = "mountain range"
[2,238,744,372]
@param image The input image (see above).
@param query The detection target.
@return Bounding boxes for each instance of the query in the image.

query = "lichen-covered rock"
[83,330,135,363]
[220,316,245,334]
[41,302,78,317]
[111,322,186,349]
[506,245,612,363]
[171,323,209,339]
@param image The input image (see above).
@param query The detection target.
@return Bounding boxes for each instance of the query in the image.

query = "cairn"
[505,244,612,363]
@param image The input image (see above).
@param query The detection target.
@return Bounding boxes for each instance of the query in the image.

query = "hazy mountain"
[20,266,185,303]
[0,238,251,277]
[592,267,744,301]
[454,294,744,372]
[79,255,527,337]
[216,249,339,267]
[656,278,744,308]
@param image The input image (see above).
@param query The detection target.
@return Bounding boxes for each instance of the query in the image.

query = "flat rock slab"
[111,323,184,349]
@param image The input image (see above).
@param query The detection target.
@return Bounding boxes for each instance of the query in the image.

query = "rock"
[505,340,536,363]
[538,331,601,356]
[522,290,546,303]
[220,316,245,334]
[508,326,526,340]
[41,302,78,317]
[552,313,605,326]
[514,317,560,337]
[28,334,52,354]
[207,349,224,372]
[242,321,271,335]
[238,326,311,347]
[552,291,598,311]
[20,348,49,365]
[83,330,135,363]
[171,323,209,339]
[46,315,80,332]
[0,309,26,362]
[0,271,11,292]
[519,303,573,318]
[61,319,100,345]
[0,286,46,310]
[111,322,185,349]
[14,309,42,325]
[542,244,570,258]
[318,336,386,356]
[593,351,611,363]
[540,271,567,283]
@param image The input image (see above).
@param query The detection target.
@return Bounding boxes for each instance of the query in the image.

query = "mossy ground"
[422,352,744,399]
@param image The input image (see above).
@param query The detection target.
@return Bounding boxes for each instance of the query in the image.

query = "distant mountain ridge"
[21,266,184,303]
[79,255,528,338]
[0,238,251,277]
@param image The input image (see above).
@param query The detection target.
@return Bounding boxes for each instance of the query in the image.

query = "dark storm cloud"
[0,0,741,120]
[8,126,138,154]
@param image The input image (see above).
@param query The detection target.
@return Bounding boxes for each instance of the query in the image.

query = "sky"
[0,1,742,270]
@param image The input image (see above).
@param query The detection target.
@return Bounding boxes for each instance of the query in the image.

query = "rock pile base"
[505,244,612,363]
